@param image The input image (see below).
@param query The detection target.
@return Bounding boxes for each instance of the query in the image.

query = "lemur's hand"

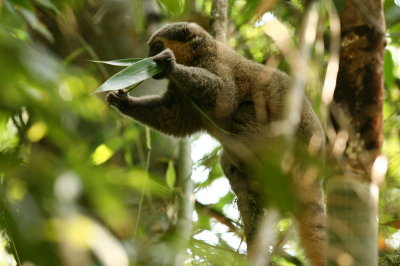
[106,89,132,110]
[152,48,176,72]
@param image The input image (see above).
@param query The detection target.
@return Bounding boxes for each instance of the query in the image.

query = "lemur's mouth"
[152,72,166,80]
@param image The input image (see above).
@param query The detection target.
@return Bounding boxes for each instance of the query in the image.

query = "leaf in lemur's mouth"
[92,58,163,93]
[91,58,142,66]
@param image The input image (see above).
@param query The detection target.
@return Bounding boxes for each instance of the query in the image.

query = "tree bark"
[327,0,386,265]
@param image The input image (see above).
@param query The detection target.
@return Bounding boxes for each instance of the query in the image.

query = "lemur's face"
[148,39,166,79]
[148,22,209,79]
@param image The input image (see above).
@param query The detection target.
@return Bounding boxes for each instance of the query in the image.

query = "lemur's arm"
[106,89,202,137]
[153,49,236,115]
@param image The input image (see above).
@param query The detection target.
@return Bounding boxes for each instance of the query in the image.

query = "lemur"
[107,22,325,266]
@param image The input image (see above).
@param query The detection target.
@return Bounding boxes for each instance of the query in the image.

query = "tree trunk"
[327,0,386,265]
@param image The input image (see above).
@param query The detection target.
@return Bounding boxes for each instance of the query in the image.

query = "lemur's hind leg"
[220,151,264,244]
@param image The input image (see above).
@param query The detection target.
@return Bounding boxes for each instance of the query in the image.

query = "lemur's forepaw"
[152,48,176,70]
[106,89,130,110]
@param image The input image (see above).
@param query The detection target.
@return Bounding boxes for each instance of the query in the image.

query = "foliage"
[0,0,399,265]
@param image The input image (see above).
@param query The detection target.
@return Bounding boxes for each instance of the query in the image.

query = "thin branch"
[322,0,340,105]
[174,138,194,266]
[248,209,280,266]
[0,210,22,266]
[211,0,228,42]
[134,132,152,237]
[195,201,241,235]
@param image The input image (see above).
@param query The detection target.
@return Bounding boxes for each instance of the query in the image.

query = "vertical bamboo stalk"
[174,138,194,266]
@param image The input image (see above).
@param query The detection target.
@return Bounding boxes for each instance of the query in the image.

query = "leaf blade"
[91,58,143,67]
[166,160,176,189]
[93,58,163,93]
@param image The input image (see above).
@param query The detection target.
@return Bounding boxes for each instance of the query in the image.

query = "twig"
[134,127,152,237]
[248,208,280,266]
[322,0,341,105]
[191,238,245,254]
[0,209,21,266]
[195,201,241,234]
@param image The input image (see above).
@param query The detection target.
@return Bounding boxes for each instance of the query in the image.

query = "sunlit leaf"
[91,144,114,165]
[92,58,162,93]
[166,160,176,189]
[145,126,152,150]
[27,121,48,142]
[157,0,184,15]
[236,0,261,25]
[384,50,395,90]
[35,0,59,13]
[7,179,27,202]
[91,58,142,67]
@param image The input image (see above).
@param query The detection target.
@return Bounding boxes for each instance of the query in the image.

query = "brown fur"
[107,22,325,265]
[157,37,194,65]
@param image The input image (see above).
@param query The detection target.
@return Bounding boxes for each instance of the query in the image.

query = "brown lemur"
[107,22,325,266]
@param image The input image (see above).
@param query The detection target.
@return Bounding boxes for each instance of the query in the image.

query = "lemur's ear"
[171,25,186,41]
[186,23,200,36]
[185,23,206,41]
[179,23,197,41]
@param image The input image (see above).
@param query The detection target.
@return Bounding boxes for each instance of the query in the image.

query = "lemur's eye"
[152,41,163,52]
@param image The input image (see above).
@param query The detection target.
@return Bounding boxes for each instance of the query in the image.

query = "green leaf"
[18,7,54,42]
[158,0,184,14]
[166,160,176,189]
[63,47,86,66]
[91,58,142,67]
[384,50,395,90]
[35,0,59,13]
[92,58,163,93]
[91,138,123,165]
[145,126,152,151]
[91,144,114,165]
[237,0,261,25]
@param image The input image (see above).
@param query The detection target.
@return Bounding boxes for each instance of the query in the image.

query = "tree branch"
[210,0,228,42]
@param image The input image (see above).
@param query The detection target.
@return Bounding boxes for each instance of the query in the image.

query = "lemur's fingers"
[118,89,128,95]
[153,48,176,67]
[106,91,130,110]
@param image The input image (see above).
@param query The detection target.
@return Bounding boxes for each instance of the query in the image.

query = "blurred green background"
[0,0,399,265]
